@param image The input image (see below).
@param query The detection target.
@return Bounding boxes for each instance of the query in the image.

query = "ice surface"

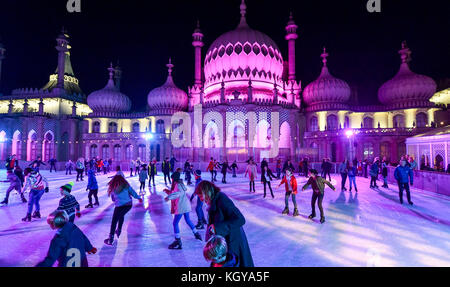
[0,170,449,267]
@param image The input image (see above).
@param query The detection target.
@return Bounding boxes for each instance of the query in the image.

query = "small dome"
[147,59,188,115]
[378,42,436,107]
[303,48,350,106]
[87,65,131,113]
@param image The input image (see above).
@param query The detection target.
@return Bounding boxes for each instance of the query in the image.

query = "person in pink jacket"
[164,168,202,249]
[244,160,258,192]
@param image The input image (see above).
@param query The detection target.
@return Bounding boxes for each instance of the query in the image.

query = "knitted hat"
[171,172,181,181]
[60,182,74,193]
[194,169,202,176]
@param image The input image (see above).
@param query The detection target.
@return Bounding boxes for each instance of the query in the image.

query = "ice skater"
[261,165,275,198]
[36,210,97,267]
[162,157,172,185]
[139,164,148,195]
[204,235,239,267]
[56,182,81,223]
[48,158,57,173]
[339,159,348,191]
[148,158,157,186]
[29,156,46,172]
[278,169,298,216]
[394,158,414,205]
[381,157,389,188]
[21,167,49,222]
[104,175,142,245]
[65,160,74,175]
[302,169,336,224]
[190,170,207,229]
[244,159,257,192]
[75,158,85,182]
[164,169,202,249]
[0,169,27,205]
[219,160,231,183]
[85,169,99,208]
[348,162,358,192]
[206,158,217,182]
[231,161,238,177]
[370,157,380,188]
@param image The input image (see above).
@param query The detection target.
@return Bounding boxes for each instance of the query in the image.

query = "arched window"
[380,142,390,160]
[90,144,98,158]
[393,114,405,128]
[27,130,38,161]
[363,142,374,160]
[102,144,110,159]
[12,131,22,160]
[113,144,121,161]
[125,144,133,160]
[344,116,350,129]
[132,122,140,133]
[327,115,338,130]
[363,117,373,129]
[108,122,118,133]
[42,131,55,161]
[416,112,428,128]
[93,121,101,133]
[435,154,444,171]
[310,116,318,132]
[156,119,165,134]
[138,144,146,161]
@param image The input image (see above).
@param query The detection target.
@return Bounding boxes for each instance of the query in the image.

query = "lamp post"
[345,129,355,162]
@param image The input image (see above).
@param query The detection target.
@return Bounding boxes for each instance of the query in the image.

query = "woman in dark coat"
[195,181,254,267]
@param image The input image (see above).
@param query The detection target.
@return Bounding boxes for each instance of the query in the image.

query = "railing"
[304,127,433,138]
[83,132,170,141]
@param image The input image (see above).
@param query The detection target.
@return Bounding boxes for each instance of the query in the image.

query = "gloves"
[88,247,97,254]
[44,187,49,193]
[76,212,81,218]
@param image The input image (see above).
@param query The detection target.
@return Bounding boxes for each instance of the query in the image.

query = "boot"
[349,187,352,192]
[195,222,205,229]
[194,232,202,241]
[104,235,114,245]
[282,207,289,215]
[22,213,32,222]
[408,201,414,206]
[21,195,27,203]
[32,211,41,219]
[168,238,182,249]
[355,187,358,192]
[94,202,100,207]
[293,208,299,217]
[320,217,325,224]
[308,214,316,219]
[85,203,93,208]
[0,198,8,205]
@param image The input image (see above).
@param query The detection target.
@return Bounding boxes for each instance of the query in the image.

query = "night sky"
[0,0,449,110]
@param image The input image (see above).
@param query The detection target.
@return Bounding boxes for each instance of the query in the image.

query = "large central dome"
[203,0,284,96]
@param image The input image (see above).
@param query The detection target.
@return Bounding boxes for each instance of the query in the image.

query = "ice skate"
[168,238,182,249]
[22,214,31,222]
[85,203,93,208]
[293,208,299,217]
[104,236,114,245]
[194,232,202,241]
[282,207,289,215]
[195,222,205,229]
[0,199,8,205]
[308,214,316,219]
[408,201,414,206]
[21,195,27,203]
[94,202,100,207]
[320,217,325,224]
[31,211,41,219]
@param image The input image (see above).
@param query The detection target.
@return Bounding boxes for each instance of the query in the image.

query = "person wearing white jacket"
[164,169,202,249]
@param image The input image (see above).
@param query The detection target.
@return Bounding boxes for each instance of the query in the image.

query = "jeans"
[263,181,274,197]
[221,172,227,183]
[5,185,22,201]
[173,213,196,238]
[284,191,297,209]
[109,204,132,237]
[398,182,412,203]
[370,176,377,187]
[50,164,56,172]
[164,172,171,185]
[65,167,72,175]
[149,174,155,185]
[140,181,146,191]
[27,189,45,214]
[383,176,388,186]
[88,189,99,204]
[311,192,324,218]
[348,176,357,190]
[341,173,347,189]
[249,181,255,192]
[195,197,205,223]
[232,168,237,177]
[76,169,84,181]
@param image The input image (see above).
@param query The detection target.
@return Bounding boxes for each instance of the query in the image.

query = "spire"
[238,0,248,28]
[105,62,116,88]
[399,40,412,64]
[319,47,330,76]
[165,58,175,85]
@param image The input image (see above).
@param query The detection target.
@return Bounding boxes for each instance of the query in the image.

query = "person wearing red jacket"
[278,169,299,216]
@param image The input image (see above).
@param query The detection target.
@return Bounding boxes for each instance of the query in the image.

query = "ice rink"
[0,169,449,267]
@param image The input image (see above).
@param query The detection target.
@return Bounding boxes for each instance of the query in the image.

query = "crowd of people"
[0,152,427,267]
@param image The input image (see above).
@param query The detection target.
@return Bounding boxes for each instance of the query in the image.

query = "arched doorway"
[27,130,38,161]
[12,131,22,160]
[42,131,55,161]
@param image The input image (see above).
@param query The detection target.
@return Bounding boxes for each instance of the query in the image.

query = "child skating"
[21,167,49,222]
[302,169,336,224]
[190,170,207,229]
[57,182,81,223]
[85,169,99,208]
[139,164,148,195]
[244,159,257,192]
[278,169,299,216]
[164,169,202,249]
[1,170,27,205]
[36,210,97,267]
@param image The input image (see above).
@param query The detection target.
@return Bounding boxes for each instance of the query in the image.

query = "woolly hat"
[194,169,202,176]
[171,171,181,181]
[60,182,74,193]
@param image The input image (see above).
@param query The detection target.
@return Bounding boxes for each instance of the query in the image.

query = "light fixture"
[345,130,354,138]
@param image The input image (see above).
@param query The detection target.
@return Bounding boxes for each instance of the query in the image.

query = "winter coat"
[7,172,22,189]
[22,172,48,192]
[302,176,335,195]
[231,163,238,170]
[206,161,216,172]
[382,162,388,177]
[148,162,157,176]
[280,174,298,194]
[87,170,98,190]
[36,222,93,267]
[76,161,84,170]
[220,162,231,174]
[166,181,191,215]
[338,162,348,174]
[348,166,357,177]
[211,252,239,267]
[394,165,413,184]
[162,161,171,173]
[208,192,254,267]
[282,162,295,172]
[260,160,268,171]
[261,168,275,183]
[369,163,379,177]
[5,157,18,171]
[245,164,257,181]
[110,185,141,207]
[139,169,148,182]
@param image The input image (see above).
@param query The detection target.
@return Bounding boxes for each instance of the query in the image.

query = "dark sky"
[0,0,449,109]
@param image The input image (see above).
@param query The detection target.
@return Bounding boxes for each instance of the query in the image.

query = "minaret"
[55,28,70,91]
[39,96,44,115]
[114,62,122,90]
[238,0,248,28]
[192,20,204,87]
[285,12,298,82]
[0,39,5,90]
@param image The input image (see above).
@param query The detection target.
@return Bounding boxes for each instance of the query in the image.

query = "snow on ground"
[0,169,449,267]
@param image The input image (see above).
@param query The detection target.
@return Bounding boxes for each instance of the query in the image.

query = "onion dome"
[87,64,131,113]
[303,48,351,110]
[203,0,283,89]
[378,41,436,108]
[147,59,188,115]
